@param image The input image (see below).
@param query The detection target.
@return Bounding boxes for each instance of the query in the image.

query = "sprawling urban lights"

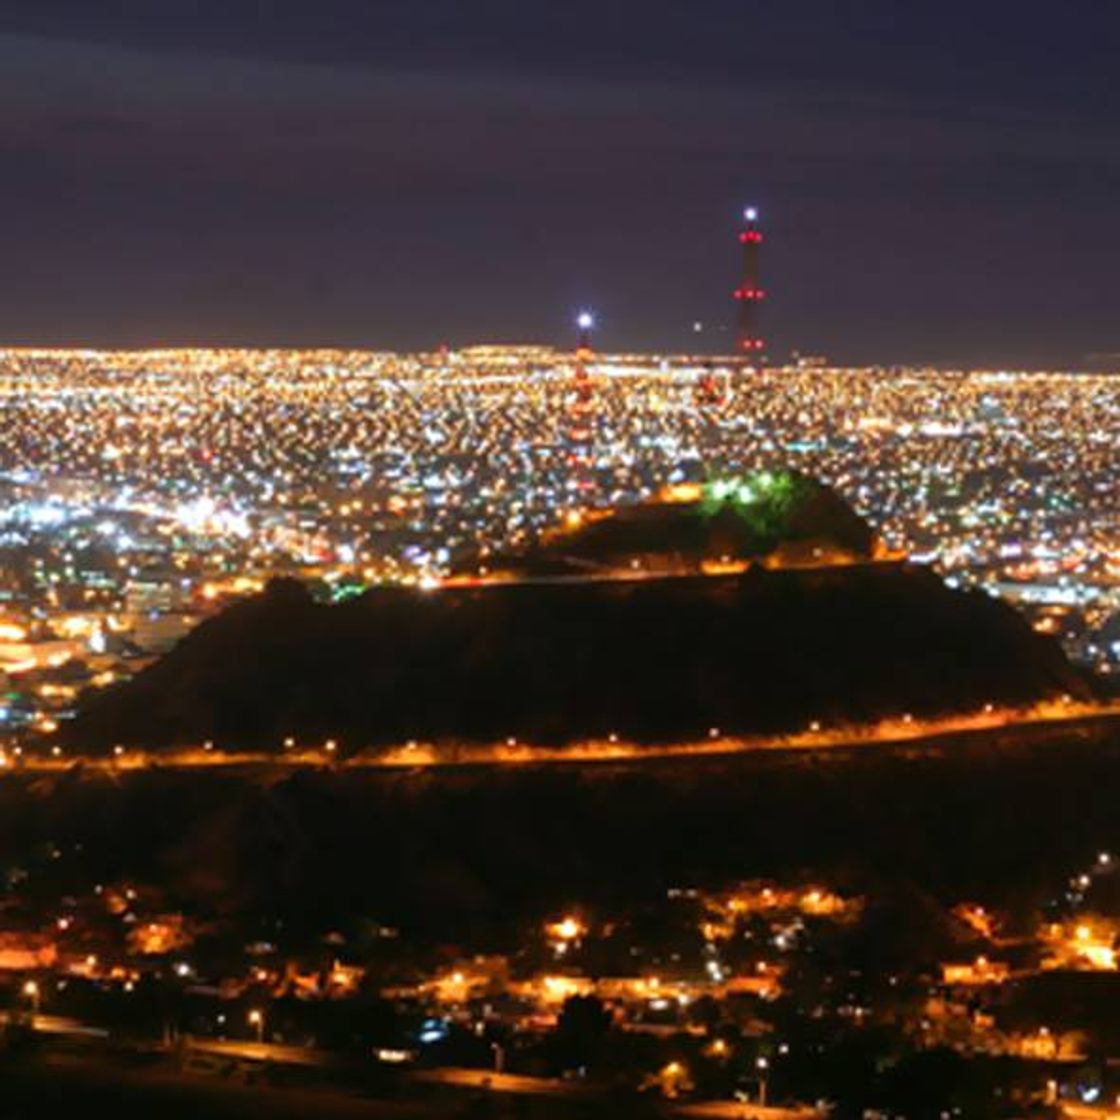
[0,347,1117,736]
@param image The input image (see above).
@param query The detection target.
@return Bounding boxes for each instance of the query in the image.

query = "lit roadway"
[4,696,1119,775]
[410,1066,590,1097]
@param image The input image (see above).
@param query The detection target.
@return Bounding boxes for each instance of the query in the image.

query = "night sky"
[1,1,1118,364]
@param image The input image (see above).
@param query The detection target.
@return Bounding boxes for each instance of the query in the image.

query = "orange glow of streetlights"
[23,979,40,1016]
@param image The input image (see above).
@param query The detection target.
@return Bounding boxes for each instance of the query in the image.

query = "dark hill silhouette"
[65,559,1089,754]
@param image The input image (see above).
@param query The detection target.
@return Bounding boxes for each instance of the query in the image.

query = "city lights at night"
[0,3,1119,1118]
[0,349,1117,741]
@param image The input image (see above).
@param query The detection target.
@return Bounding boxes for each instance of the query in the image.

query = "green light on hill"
[331,582,367,603]
[700,471,802,542]
[705,470,793,509]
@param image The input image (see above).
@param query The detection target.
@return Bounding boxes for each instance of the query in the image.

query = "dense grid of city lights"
[0,346,1117,734]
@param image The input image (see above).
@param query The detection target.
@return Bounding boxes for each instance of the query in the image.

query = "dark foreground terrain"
[0,1048,651,1120]
[8,719,1120,947]
[66,562,1088,753]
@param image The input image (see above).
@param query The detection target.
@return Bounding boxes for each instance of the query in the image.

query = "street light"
[248,1008,264,1043]
[22,979,39,1017]
[756,1056,769,1107]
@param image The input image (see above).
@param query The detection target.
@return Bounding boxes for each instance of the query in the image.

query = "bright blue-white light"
[744,206,759,223]
[418,1018,449,1045]
[577,311,595,331]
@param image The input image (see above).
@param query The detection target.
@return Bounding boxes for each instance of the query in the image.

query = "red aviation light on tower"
[735,206,765,366]
[572,309,597,405]
[567,310,597,495]
[576,310,595,355]
[574,310,595,390]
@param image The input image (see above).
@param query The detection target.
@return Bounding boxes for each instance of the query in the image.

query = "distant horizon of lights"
[0,346,1116,679]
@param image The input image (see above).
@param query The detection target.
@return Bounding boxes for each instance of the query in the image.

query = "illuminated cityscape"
[0,346,1116,737]
[2,2,1120,1116]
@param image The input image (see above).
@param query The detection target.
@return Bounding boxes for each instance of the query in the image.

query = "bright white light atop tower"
[744,206,759,223]
[577,311,595,330]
